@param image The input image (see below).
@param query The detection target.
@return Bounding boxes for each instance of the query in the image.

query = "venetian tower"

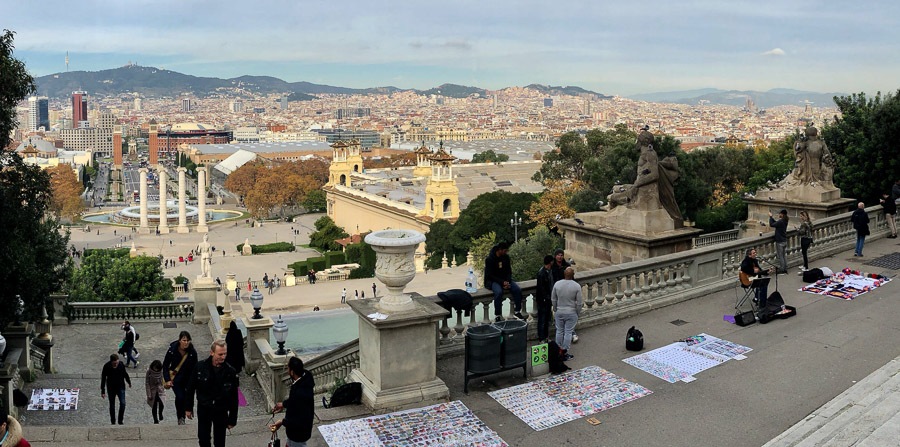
[413,142,432,178]
[327,140,352,186]
[346,139,364,175]
[420,143,460,219]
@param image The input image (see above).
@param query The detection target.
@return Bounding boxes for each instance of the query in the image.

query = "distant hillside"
[418,83,486,98]
[627,88,845,108]
[525,84,612,99]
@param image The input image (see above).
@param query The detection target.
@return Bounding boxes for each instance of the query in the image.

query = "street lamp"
[0,332,7,368]
[272,315,289,355]
[249,287,264,319]
[510,211,523,242]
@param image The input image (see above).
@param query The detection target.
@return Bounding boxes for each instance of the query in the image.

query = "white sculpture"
[198,234,212,280]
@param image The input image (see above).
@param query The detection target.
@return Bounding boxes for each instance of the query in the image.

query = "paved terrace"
[22,236,900,446]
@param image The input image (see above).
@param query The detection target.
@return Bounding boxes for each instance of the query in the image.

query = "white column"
[138,168,149,234]
[158,168,169,234]
[177,167,189,233]
[197,166,208,233]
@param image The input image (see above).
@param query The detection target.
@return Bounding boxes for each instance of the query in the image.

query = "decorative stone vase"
[365,229,426,312]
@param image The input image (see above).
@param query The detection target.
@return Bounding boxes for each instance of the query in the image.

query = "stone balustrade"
[0,348,24,417]
[235,272,350,292]
[303,340,361,395]
[67,300,195,322]
[692,228,740,248]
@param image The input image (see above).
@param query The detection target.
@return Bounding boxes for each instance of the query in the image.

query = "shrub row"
[83,247,131,258]
[236,242,296,254]
[288,251,347,276]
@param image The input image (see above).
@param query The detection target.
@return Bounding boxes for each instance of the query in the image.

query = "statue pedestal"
[3,323,33,379]
[192,278,218,324]
[743,185,855,236]
[347,296,450,413]
[559,210,702,270]
[242,316,274,373]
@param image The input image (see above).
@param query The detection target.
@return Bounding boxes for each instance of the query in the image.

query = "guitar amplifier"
[734,311,756,327]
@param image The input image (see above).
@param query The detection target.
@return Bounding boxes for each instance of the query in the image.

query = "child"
[146,360,166,424]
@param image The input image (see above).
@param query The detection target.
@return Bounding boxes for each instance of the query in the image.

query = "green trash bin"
[492,320,528,368]
[465,324,502,374]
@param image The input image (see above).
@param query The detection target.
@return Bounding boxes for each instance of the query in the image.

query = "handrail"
[67,299,195,322]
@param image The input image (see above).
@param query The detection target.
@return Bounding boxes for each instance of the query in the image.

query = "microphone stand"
[760,258,779,294]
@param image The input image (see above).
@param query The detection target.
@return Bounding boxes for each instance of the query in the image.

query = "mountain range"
[626,88,846,108]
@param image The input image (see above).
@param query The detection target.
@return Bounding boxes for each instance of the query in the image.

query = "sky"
[7,0,899,96]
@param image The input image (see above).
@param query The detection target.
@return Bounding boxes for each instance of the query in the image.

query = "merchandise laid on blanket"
[318,400,507,447]
[27,388,80,411]
[488,365,652,431]
[623,333,752,383]
[800,268,891,300]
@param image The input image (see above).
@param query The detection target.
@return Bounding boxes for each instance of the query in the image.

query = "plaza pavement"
[39,228,900,446]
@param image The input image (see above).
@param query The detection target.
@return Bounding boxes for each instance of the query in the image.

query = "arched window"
[443,199,452,216]
[430,198,434,211]
[339,174,346,185]
[353,164,359,172]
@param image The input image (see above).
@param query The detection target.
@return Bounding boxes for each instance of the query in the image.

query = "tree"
[47,164,85,221]
[309,216,349,252]
[823,91,900,204]
[224,163,263,198]
[424,219,464,270]
[472,150,509,164]
[532,131,590,184]
[508,226,564,282]
[365,152,417,169]
[302,189,326,212]
[0,30,71,328]
[469,232,496,283]
[69,250,173,302]
[449,191,537,251]
[526,180,578,230]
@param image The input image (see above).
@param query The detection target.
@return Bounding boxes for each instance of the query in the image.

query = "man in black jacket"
[851,202,870,256]
[484,242,524,322]
[101,354,132,425]
[880,191,897,238]
[740,248,772,307]
[535,255,554,342]
[185,340,239,447]
[270,357,315,447]
[769,209,789,274]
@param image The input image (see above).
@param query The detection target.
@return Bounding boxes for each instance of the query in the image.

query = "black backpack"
[322,382,362,408]
[547,340,571,374]
[802,268,825,283]
[626,326,644,351]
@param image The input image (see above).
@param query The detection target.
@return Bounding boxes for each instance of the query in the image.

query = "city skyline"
[9,0,900,96]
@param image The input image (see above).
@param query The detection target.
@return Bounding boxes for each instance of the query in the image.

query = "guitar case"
[757,291,797,324]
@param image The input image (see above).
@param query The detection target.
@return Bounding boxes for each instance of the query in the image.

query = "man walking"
[552,267,582,360]
[101,354,132,425]
[535,255,554,343]
[372,282,377,298]
[269,357,315,447]
[120,321,139,368]
[485,242,524,322]
[851,202,870,256]
[185,340,239,447]
[341,288,346,303]
[769,209,789,273]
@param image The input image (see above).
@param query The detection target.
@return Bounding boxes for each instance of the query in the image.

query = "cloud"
[762,48,786,56]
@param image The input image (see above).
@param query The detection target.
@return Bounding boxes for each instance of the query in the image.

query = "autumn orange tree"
[47,164,85,221]
[226,158,328,219]
[525,180,578,230]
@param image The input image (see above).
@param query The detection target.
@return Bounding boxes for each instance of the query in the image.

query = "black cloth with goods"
[437,289,473,317]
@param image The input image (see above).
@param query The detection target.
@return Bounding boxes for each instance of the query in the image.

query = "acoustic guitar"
[740,268,773,286]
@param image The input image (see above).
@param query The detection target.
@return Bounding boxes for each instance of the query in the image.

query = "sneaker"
[514,312,526,320]
[563,354,575,361]
[572,334,579,344]
[494,316,504,323]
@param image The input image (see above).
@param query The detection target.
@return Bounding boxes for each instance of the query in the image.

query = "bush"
[288,261,308,277]
[173,274,188,285]
[83,247,130,258]
[236,242,296,254]
[349,265,375,279]
[307,256,327,272]
[324,251,346,267]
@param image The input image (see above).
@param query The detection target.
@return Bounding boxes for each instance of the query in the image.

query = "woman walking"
[161,331,198,425]
[798,211,814,274]
[146,360,166,424]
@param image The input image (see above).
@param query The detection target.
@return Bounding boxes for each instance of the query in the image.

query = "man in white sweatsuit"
[552,267,582,360]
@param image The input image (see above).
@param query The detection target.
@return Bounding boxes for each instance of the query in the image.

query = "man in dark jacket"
[484,242,524,322]
[769,209,789,274]
[740,248,772,307]
[880,191,897,238]
[535,255,554,342]
[270,357,315,447]
[101,354,132,425]
[550,248,570,285]
[851,202,870,256]
[185,340,239,447]
[119,321,138,368]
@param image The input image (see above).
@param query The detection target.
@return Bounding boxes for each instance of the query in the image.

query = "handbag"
[165,352,189,389]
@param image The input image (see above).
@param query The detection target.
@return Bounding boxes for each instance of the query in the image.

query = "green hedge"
[324,251,346,267]
[288,261,308,276]
[308,256,327,272]
[83,247,131,258]
[349,265,375,279]
[236,242,296,254]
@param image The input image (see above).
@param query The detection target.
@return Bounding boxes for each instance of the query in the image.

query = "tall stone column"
[197,166,209,233]
[177,167,189,233]
[138,168,150,234]
[158,168,169,234]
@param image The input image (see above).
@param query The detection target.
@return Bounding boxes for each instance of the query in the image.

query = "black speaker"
[734,311,756,326]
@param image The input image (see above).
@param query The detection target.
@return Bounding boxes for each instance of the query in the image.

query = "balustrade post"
[481,301,491,325]
[623,275,634,301]
[454,310,465,337]
[439,317,451,342]
[632,272,644,299]
[584,283,596,308]
[614,276,625,303]
[605,278,615,305]
[683,261,693,288]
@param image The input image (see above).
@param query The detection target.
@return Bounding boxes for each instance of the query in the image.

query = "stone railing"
[692,229,740,248]
[0,348,24,417]
[236,272,350,292]
[29,342,47,373]
[304,339,361,395]
[67,300,195,322]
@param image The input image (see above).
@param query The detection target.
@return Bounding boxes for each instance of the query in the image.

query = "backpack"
[322,382,362,408]
[547,340,571,374]
[802,268,825,283]
[626,326,644,351]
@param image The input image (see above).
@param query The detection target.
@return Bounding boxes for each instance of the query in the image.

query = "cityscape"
[2,1,900,446]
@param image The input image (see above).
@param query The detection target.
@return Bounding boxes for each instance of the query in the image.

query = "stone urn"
[364,229,426,312]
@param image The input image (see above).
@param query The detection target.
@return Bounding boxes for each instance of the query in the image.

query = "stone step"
[764,358,900,446]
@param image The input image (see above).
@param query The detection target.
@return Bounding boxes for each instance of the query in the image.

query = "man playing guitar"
[740,248,774,307]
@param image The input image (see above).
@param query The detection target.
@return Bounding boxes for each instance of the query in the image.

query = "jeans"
[173,378,187,421]
[801,237,812,269]
[775,242,787,272]
[856,234,866,255]
[107,388,126,424]
[286,440,307,447]
[554,312,578,351]
[197,405,229,447]
[124,346,137,367]
[536,305,552,340]
[152,394,164,423]
[491,281,522,317]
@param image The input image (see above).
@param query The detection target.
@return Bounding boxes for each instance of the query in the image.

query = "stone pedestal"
[158,169,169,234]
[196,167,209,233]
[225,273,237,296]
[138,168,150,234]
[347,297,450,413]
[242,316,274,373]
[3,323,33,378]
[177,167,189,233]
[559,210,702,270]
[242,239,253,256]
[192,279,218,324]
[284,270,296,287]
[743,185,855,236]
[32,330,54,374]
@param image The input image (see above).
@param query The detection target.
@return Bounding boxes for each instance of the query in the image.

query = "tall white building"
[133,98,142,111]
[182,98,191,112]
[28,96,50,131]
[230,100,243,113]
[59,127,113,157]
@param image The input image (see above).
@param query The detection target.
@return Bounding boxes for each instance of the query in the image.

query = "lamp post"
[510,211,523,242]
[0,332,7,368]
[249,287,264,319]
[272,315,289,355]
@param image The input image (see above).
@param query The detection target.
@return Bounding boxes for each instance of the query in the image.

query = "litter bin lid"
[492,319,528,332]
[467,324,501,339]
